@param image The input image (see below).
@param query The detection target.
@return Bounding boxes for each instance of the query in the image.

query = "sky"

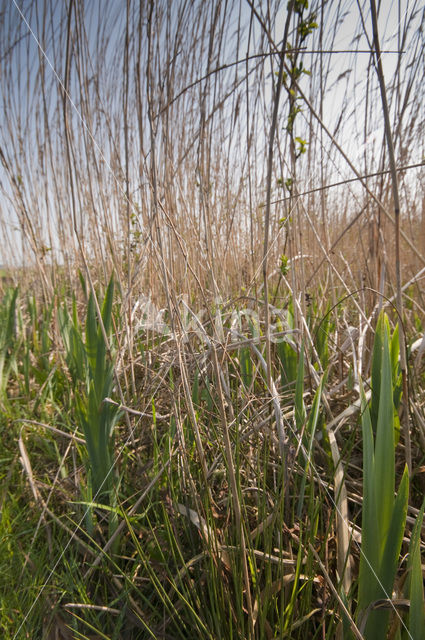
[0,0,423,266]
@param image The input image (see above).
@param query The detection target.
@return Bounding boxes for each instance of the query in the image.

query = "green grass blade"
[192,368,200,405]
[4,287,18,344]
[374,322,395,547]
[296,376,323,517]
[295,342,306,431]
[0,287,19,400]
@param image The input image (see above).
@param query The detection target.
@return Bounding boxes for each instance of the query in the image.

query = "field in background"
[0,1,425,639]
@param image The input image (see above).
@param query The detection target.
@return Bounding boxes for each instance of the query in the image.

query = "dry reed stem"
[369,0,411,475]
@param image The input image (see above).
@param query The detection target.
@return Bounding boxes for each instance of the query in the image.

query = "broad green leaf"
[277,339,297,388]
[101,275,114,336]
[357,383,380,617]
[390,323,400,386]
[406,497,425,639]
[60,279,119,512]
[363,466,408,638]
[239,346,252,389]
[86,293,98,376]
[314,306,331,370]
[379,465,408,590]
[370,313,384,432]
[357,315,412,640]
[78,268,87,300]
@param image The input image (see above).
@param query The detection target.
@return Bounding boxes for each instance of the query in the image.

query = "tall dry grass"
[1,1,425,638]
[0,1,423,309]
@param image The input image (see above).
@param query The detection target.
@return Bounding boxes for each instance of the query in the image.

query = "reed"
[0,2,424,638]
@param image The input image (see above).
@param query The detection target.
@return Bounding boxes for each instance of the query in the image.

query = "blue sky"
[0,0,423,266]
